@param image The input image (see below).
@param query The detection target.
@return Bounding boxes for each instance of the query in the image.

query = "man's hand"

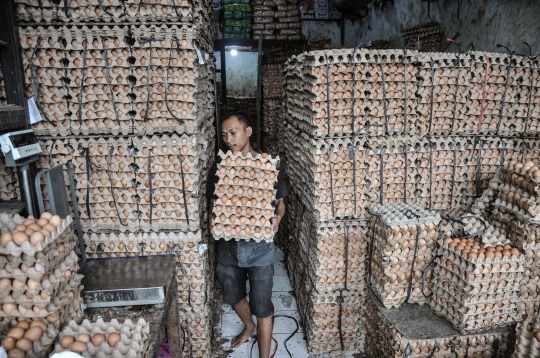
[272,214,281,233]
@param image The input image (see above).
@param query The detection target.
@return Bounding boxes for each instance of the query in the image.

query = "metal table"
[82,255,181,358]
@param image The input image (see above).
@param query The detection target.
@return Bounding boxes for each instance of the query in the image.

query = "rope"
[351,137,358,216]
[325,54,331,136]
[165,36,185,124]
[48,139,56,167]
[83,147,91,221]
[421,254,441,298]
[139,36,155,122]
[337,291,345,352]
[403,343,412,358]
[184,319,193,358]
[497,53,514,134]
[523,58,537,133]
[174,245,192,307]
[148,149,153,225]
[500,141,507,168]
[428,341,438,358]
[343,224,349,290]
[326,142,336,217]
[101,37,121,126]
[106,146,128,227]
[450,51,462,134]
[78,39,88,126]
[404,145,408,203]
[450,140,457,209]
[477,54,491,133]
[379,147,384,205]
[366,216,381,287]
[178,153,191,227]
[402,48,409,133]
[427,58,435,133]
[474,138,483,197]
[428,139,434,209]
[493,337,500,358]
[380,57,389,133]
[404,211,421,303]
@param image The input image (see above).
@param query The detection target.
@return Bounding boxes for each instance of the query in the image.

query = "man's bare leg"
[231,298,256,348]
[256,315,273,358]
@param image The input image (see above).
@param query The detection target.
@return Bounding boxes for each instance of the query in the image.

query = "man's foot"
[231,324,256,348]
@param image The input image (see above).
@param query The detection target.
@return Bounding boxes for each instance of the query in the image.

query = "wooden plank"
[0,106,27,132]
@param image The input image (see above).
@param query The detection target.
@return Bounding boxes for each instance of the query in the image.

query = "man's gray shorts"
[216,262,274,318]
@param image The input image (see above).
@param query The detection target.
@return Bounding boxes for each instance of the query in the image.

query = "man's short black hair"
[222,110,251,129]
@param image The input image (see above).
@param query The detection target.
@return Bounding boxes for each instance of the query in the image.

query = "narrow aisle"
[217,248,310,357]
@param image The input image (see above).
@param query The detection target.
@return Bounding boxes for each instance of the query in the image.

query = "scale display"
[0,129,42,164]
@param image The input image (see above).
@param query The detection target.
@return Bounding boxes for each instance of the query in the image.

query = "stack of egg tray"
[15,0,214,30]
[133,133,214,232]
[366,203,441,308]
[262,62,285,155]
[292,211,368,294]
[0,213,86,339]
[416,52,472,135]
[0,156,20,201]
[400,22,442,52]
[252,1,301,40]
[211,150,279,242]
[513,313,540,358]
[283,124,366,221]
[284,49,419,138]
[430,232,524,333]
[52,318,150,358]
[286,249,367,356]
[19,24,214,137]
[468,52,540,136]
[365,291,515,358]
[0,63,6,105]
[83,230,214,358]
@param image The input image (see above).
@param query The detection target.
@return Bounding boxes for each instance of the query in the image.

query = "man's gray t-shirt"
[207,160,288,268]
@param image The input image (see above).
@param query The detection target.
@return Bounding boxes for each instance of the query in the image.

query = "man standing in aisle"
[207,110,287,358]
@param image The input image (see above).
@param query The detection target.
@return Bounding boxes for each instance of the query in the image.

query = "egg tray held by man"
[52,318,150,358]
[212,150,279,242]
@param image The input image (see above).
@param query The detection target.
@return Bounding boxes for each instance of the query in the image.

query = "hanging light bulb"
[231,49,238,56]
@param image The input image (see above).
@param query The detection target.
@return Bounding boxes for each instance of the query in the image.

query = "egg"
[7,348,25,358]
[37,218,49,227]
[7,327,25,340]
[3,304,17,315]
[107,332,121,347]
[12,232,29,246]
[91,333,106,347]
[1,337,16,350]
[30,232,45,246]
[15,338,32,351]
[535,331,540,342]
[77,333,90,343]
[43,224,56,232]
[0,232,12,247]
[70,341,88,353]
[15,321,30,330]
[14,225,27,232]
[40,212,52,220]
[0,278,11,290]
[29,320,47,331]
[24,326,43,341]
[60,335,74,349]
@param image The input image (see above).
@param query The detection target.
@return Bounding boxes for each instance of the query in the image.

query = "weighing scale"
[0,129,41,216]
[80,255,175,308]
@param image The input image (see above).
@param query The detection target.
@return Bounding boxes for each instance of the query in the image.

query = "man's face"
[221,116,252,154]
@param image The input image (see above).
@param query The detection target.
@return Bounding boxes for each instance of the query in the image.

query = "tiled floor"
[216,248,311,357]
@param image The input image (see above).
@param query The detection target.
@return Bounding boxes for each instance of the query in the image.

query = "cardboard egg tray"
[0,318,60,358]
[0,230,76,281]
[0,156,20,201]
[468,52,540,136]
[283,124,366,221]
[179,307,212,358]
[365,203,440,308]
[285,49,419,137]
[365,291,515,358]
[287,254,366,356]
[513,313,540,358]
[52,318,150,358]
[211,150,279,242]
[0,214,74,257]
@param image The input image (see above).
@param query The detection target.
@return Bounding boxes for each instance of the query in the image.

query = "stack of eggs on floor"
[281,47,540,356]
[10,1,216,357]
[52,318,150,357]
[211,150,279,242]
[432,214,524,333]
[0,156,20,201]
[366,203,441,308]
[0,212,85,358]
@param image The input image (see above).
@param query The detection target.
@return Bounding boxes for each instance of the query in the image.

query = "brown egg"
[23,219,35,226]
[7,348,25,358]
[7,327,25,340]
[12,232,29,246]
[60,335,74,349]
[40,229,51,237]
[91,333,106,347]
[43,224,56,232]
[15,338,32,351]
[76,333,89,343]
[15,321,30,330]
[37,218,49,227]
[1,337,16,350]
[29,321,47,331]
[71,341,88,353]
[535,331,540,342]
[0,232,12,247]
[49,215,62,227]
[24,326,43,341]
[30,232,45,246]
[14,225,27,232]
[40,212,52,220]
[107,332,121,347]
[3,304,17,315]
